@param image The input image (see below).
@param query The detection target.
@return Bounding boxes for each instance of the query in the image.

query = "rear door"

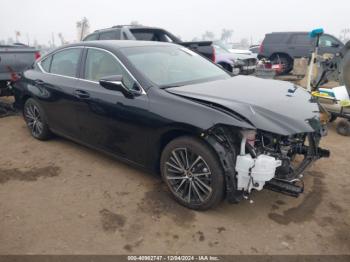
[289,33,313,57]
[35,47,83,138]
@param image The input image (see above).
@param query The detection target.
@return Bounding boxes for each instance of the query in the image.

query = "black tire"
[160,136,224,210]
[329,113,338,123]
[218,63,233,73]
[270,54,293,75]
[23,98,51,140]
[336,119,350,136]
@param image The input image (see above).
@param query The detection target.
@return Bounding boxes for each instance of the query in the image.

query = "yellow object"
[311,91,335,100]
[339,100,350,107]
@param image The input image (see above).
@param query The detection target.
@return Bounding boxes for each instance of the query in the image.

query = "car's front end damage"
[167,76,330,203]
[203,124,329,203]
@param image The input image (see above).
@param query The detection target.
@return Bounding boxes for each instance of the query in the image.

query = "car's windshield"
[120,45,230,88]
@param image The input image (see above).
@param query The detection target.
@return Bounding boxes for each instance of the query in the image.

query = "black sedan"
[12,41,329,210]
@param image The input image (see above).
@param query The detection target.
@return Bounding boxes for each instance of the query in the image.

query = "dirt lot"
[0,112,349,255]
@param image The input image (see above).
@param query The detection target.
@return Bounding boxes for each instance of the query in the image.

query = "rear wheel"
[23,98,51,140]
[271,54,293,75]
[336,119,350,136]
[160,136,224,210]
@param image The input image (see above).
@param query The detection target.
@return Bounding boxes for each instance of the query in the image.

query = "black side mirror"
[99,75,134,98]
[331,43,340,48]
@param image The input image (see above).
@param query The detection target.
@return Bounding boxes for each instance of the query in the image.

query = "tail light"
[34,51,41,60]
[212,46,216,63]
[6,66,20,82]
[259,43,264,54]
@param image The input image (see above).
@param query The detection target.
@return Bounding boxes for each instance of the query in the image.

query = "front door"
[74,48,150,164]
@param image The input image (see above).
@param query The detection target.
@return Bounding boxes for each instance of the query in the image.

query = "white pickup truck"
[0,44,40,96]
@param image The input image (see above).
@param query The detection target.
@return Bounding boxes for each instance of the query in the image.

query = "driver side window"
[84,49,136,90]
[319,35,338,48]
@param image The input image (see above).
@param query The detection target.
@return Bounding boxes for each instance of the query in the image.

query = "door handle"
[34,79,45,85]
[74,89,90,99]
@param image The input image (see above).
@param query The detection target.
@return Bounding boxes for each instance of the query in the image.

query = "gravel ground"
[0,112,349,255]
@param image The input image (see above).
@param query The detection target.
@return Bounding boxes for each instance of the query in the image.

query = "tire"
[336,119,350,136]
[23,98,51,140]
[160,136,224,210]
[218,63,232,73]
[329,113,337,123]
[270,54,293,75]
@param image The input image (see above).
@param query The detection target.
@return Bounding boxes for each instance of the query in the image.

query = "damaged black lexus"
[12,41,330,210]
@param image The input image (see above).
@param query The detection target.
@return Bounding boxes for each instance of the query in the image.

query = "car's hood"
[167,76,321,135]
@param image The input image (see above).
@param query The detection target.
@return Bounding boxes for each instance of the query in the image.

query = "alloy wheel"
[164,147,213,204]
[24,103,44,137]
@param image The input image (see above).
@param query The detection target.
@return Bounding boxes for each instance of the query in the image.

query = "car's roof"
[93,25,165,33]
[267,32,308,35]
[61,40,177,50]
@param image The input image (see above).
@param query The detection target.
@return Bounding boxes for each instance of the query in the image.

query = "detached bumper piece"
[317,147,330,158]
[264,179,304,197]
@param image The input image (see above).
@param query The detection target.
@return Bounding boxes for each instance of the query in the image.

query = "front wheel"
[160,136,224,210]
[23,98,51,140]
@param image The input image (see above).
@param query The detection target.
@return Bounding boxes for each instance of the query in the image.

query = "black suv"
[259,32,344,74]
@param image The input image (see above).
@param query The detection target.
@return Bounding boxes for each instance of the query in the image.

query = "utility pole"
[51,32,55,48]
[77,17,89,41]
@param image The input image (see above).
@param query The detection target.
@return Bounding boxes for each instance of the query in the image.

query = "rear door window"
[50,48,82,77]
[84,34,99,41]
[130,30,156,41]
[264,34,287,44]
[99,30,121,40]
[40,56,52,72]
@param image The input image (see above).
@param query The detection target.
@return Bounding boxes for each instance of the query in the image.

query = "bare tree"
[130,21,141,26]
[221,29,233,43]
[76,17,90,41]
[340,28,350,43]
[202,31,215,41]
[239,38,249,48]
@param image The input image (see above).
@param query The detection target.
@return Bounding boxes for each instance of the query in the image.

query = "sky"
[0,0,349,45]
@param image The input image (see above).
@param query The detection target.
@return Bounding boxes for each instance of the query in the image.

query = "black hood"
[167,76,321,135]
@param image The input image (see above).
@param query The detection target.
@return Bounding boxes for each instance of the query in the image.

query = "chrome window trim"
[83,46,146,95]
[37,45,146,95]
[37,46,83,75]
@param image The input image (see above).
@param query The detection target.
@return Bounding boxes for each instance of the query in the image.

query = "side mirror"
[99,75,134,98]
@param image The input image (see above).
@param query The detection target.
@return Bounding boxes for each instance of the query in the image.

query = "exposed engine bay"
[206,126,330,202]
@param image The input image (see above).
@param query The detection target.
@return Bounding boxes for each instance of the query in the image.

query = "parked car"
[259,32,344,74]
[12,41,329,210]
[0,43,40,96]
[213,41,257,75]
[83,25,255,74]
